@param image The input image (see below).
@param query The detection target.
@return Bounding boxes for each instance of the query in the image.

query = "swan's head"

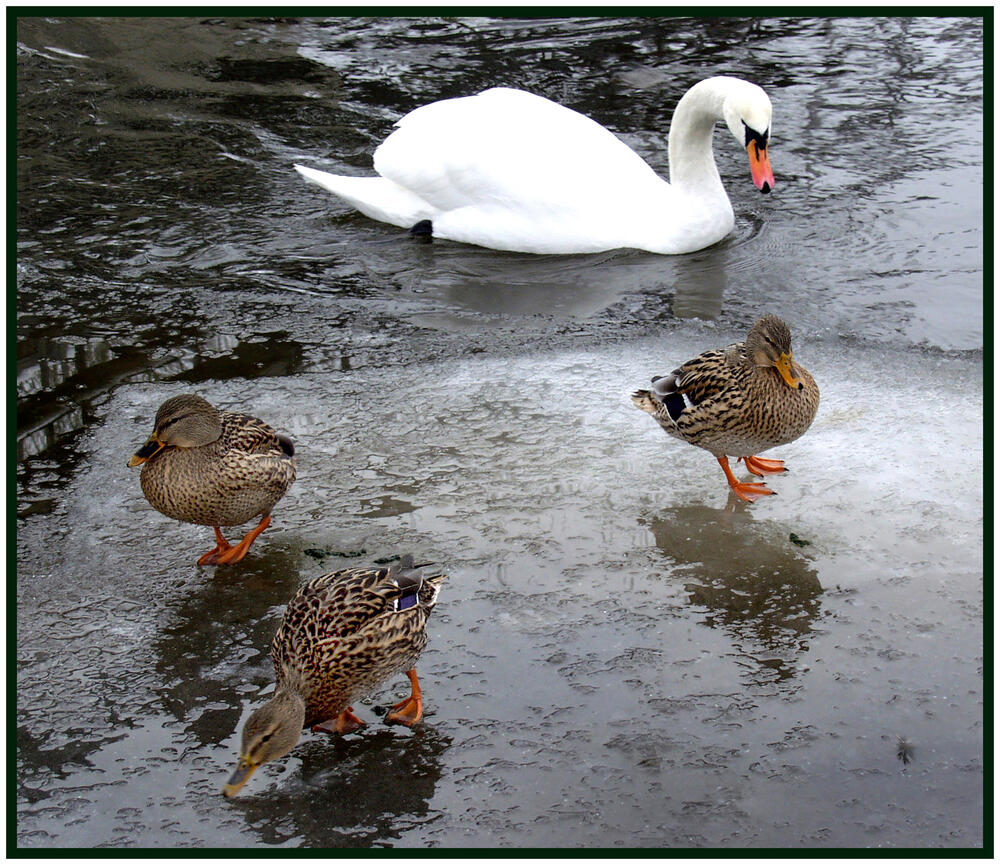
[721,82,775,194]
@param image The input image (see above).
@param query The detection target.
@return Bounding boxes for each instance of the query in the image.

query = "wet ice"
[17,332,983,846]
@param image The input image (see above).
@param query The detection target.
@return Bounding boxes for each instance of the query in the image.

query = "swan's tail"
[294,164,435,229]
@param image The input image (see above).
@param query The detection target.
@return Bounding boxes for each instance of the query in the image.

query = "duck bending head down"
[294,76,774,256]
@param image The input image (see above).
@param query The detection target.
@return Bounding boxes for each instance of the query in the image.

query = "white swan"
[294,76,774,255]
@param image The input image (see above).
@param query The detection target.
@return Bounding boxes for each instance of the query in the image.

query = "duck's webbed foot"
[739,455,787,477]
[312,707,367,735]
[717,456,776,503]
[213,515,272,565]
[197,527,235,566]
[385,669,424,727]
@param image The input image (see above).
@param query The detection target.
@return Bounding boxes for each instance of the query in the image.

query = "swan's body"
[295,77,774,255]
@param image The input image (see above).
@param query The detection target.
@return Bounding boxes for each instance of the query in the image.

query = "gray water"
[16,15,983,850]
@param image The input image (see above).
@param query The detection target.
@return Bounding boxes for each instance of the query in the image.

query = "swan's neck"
[667,78,732,197]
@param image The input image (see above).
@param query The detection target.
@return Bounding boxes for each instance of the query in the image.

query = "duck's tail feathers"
[634,369,691,422]
[631,389,661,416]
[417,572,447,610]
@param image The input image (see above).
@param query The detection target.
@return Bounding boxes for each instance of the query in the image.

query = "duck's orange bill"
[747,141,775,193]
[128,434,165,467]
[775,352,803,390]
[222,758,258,798]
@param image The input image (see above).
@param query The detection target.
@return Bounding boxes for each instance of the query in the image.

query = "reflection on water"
[169,331,306,384]
[17,336,113,398]
[231,727,451,847]
[16,721,122,802]
[415,250,639,320]
[393,239,745,325]
[670,247,729,320]
[643,505,823,683]
[150,546,304,747]
[18,334,126,463]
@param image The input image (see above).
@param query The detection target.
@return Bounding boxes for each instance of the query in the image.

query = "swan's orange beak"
[747,140,774,194]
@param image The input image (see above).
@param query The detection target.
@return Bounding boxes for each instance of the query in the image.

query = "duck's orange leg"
[213,515,272,565]
[197,526,235,566]
[739,455,787,477]
[385,669,424,727]
[717,456,775,503]
[312,706,367,735]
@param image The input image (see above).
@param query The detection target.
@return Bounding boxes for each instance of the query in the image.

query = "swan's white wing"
[373,88,669,220]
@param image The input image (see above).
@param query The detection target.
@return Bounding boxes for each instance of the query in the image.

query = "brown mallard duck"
[127,393,296,565]
[222,555,446,798]
[632,315,819,502]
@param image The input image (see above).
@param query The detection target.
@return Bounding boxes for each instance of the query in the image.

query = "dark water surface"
[16,16,982,849]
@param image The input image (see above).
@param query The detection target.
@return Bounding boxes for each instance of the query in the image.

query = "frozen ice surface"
[17,333,983,847]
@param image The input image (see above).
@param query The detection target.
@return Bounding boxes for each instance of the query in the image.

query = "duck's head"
[222,690,305,798]
[746,315,803,390]
[127,393,223,467]
[721,80,775,194]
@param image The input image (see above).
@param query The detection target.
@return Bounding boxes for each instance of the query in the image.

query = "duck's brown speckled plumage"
[632,316,819,500]
[130,394,296,565]
[640,346,818,456]
[137,400,296,528]
[221,556,446,797]
[273,559,446,728]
